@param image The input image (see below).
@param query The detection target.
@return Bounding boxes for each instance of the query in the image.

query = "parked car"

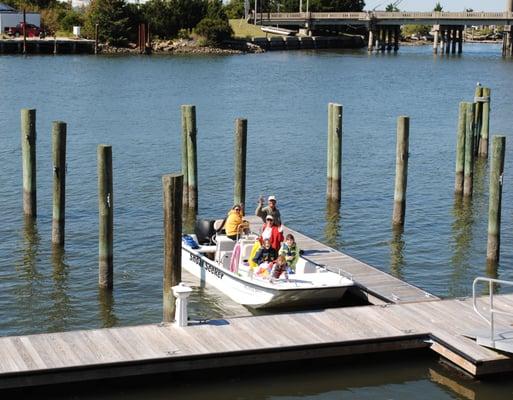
[4,23,42,38]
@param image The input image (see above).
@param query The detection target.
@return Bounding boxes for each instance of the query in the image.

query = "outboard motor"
[194,219,216,245]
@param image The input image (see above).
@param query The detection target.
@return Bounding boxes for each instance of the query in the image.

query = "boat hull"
[182,247,350,309]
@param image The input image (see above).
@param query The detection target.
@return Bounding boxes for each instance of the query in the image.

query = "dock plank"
[1,295,513,388]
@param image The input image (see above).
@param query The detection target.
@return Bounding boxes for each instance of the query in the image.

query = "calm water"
[1,43,513,397]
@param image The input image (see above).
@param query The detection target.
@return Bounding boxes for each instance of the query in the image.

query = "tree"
[225,0,245,19]
[84,0,131,46]
[434,2,443,12]
[386,3,399,12]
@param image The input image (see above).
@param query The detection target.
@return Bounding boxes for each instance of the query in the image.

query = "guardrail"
[473,277,513,343]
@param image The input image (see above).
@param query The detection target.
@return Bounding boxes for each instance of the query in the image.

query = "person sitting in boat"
[255,195,281,226]
[253,239,277,276]
[225,204,248,240]
[279,234,299,273]
[270,255,289,283]
[259,215,284,251]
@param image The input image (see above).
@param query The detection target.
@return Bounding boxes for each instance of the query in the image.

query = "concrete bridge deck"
[256,11,513,27]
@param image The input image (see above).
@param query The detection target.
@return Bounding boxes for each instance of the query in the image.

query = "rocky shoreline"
[101,38,263,55]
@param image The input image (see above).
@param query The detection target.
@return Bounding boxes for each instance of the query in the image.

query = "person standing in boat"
[279,234,300,273]
[260,215,284,251]
[225,204,248,240]
[256,195,281,226]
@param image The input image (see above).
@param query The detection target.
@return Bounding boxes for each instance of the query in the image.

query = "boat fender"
[182,234,200,249]
[249,241,261,269]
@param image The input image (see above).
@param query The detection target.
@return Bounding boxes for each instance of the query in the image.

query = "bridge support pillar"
[503,25,512,57]
[367,29,374,52]
[457,27,463,54]
[394,26,400,52]
[445,28,451,54]
[451,28,457,54]
[433,25,439,54]
[386,28,393,51]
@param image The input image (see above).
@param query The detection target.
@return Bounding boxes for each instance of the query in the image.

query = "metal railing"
[472,277,513,342]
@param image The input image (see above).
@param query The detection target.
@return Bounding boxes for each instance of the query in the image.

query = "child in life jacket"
[253,239,277,277]
[270,255,289,283]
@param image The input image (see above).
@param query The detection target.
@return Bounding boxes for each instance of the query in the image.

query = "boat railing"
[472,277,513,342]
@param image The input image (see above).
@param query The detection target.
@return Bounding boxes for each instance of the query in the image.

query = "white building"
[0,3,40,32]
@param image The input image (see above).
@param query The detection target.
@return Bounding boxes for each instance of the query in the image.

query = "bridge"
[253,11,513,55]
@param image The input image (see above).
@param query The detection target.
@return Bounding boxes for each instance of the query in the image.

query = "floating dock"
[0,38,94,54]
[1,221,512,390]
[1,295,512,389]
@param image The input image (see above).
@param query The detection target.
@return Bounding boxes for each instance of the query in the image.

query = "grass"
[229,18,278,39]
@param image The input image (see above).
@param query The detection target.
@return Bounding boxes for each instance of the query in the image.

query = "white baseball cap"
[268,195,276,202]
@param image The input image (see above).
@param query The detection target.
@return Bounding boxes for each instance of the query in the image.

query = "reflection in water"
[98,288,118,328]
[14,216,43,317]
[48,246,72,332]
[390,225,405,279]
[449,196,474,297]
[429,368,476,400]
[324,199,341,248]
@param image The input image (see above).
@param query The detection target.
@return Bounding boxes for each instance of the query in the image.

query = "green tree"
[434,2,443,11]
[225,0,245,19]
[386,3,399,12]
[84,0,131,46]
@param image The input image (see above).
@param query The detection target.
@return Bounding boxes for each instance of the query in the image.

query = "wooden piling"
[162,173,183,323]
[478,87,491,158]
[330,104,343,203]
[22,9,26,55]
[392,116,409,226]
[474,85,483,154]
[180,105,189,209]
[51,121,66,246]
[183,105,198,214]
[234,118,247,206]
[326,103,334,198]
[454,102,466,195]
[21,108,37,218]
[463,103,475,197]
[94,24,99,55]
[98,145,113,289]
[486,136,506,263]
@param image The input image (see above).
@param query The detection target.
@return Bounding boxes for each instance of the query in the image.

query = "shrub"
[194,17,233,46]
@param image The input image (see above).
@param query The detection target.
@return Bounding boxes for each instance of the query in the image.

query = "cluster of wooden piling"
[20,109,115,288]
[433,25,464,55]
[454,85,492,197]
[138,22,152,54]
[368,26,400,52]
[453,86,506,263]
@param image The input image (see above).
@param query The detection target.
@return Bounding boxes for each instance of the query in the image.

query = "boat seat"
[240,242,256,264]
[215,235,235,263]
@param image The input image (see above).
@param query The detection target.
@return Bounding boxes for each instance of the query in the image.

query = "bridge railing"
[256,11,513,21]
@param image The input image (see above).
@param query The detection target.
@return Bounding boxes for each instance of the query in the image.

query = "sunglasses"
[234,208,241,211]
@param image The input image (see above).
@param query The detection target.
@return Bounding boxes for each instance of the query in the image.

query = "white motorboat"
[182,231,354,310]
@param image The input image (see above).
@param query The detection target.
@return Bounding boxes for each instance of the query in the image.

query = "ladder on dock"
[467,277,513,353]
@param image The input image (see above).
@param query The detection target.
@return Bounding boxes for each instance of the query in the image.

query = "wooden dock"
[1,294,513,389]
[247,216,438,305]
[1,219,512,390]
